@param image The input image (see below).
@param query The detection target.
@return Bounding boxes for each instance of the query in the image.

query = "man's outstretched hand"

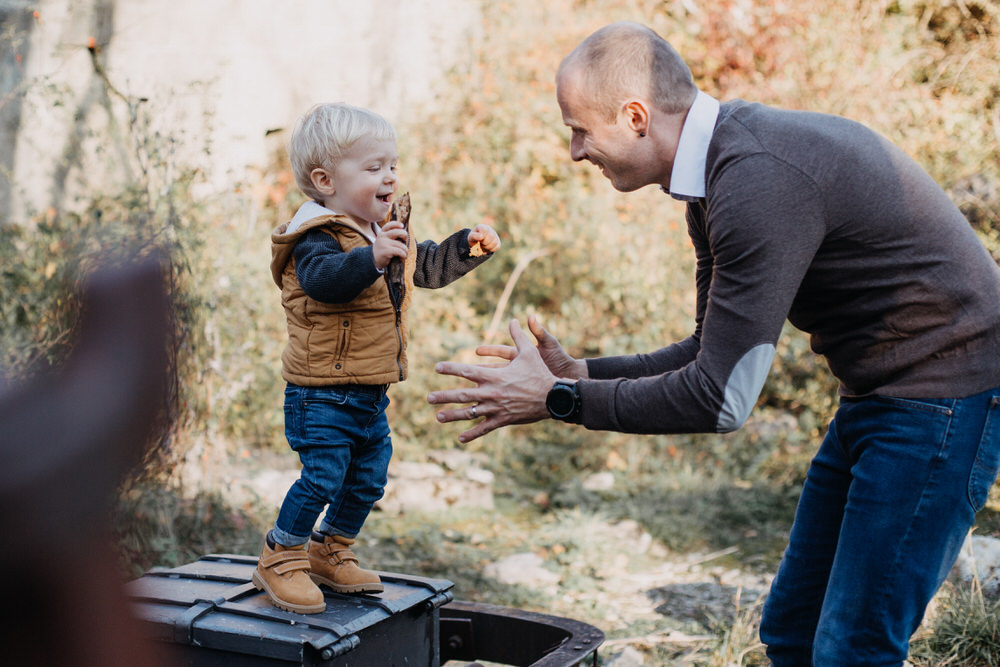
[428,316,585,442]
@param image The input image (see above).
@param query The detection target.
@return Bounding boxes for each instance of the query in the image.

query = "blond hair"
[289,103,397,201]
[558,22,697,121]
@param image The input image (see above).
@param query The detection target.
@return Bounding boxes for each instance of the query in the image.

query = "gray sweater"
[580,100,1000,434]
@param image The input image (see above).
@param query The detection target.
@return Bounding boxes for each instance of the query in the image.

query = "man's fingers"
[433,404,477,422]
[509,319,536,351]
[433,406,505,445]
[456,420,495,443]
[433,361,486,382]
[527,314,549,342]
[430,320,549,443]
[427,387,477,406]
[476,344,516,361]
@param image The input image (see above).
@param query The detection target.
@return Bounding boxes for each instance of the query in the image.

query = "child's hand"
[468,224,501,257]
[373,219,408,270]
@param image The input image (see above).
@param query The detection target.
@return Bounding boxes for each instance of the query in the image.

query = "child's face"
[324,136,398,225]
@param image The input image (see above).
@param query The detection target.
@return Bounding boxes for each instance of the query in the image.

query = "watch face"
[547,385,576,418]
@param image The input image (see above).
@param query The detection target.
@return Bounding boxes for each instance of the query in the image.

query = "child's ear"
[310,168,335,196]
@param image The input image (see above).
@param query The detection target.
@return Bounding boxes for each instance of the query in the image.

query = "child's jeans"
[272,383,392,546]
[760,384,1000,666]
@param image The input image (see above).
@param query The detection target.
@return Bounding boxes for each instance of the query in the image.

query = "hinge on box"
[439,617,476,662]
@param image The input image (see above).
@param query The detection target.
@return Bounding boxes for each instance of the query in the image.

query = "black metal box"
[126,554,454,666]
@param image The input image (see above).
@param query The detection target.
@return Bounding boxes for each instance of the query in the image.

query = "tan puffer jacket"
[270,213,416,386]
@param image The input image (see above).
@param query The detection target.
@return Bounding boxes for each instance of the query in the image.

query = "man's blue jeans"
[760,384,1000,666]
[272,383,392,546]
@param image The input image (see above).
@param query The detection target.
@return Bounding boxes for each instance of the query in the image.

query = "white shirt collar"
[664,90,720,202]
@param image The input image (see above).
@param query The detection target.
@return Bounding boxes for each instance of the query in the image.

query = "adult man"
[427,21,1000,666]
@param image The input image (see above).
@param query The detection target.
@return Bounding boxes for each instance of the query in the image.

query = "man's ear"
[310,167,335,196]
[622,99,650,136]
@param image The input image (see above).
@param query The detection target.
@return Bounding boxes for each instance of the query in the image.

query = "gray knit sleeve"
[413,228,492,289]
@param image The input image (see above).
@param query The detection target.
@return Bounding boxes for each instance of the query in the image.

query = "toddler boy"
[256,102,499,614]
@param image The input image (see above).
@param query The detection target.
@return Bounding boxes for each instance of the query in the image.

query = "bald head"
[557,22,697,121]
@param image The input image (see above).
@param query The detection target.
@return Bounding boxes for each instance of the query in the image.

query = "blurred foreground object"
[0,256,172,667]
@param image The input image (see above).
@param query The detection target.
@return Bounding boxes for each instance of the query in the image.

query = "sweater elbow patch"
[716,343,775,432]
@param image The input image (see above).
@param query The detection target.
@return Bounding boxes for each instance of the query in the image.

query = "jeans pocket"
[284,386,353,448]
[842,395,955,462]
[968,397,1000,512]
[869,394,956,416]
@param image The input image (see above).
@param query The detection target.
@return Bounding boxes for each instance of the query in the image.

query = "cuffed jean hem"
[269,524,358,548]
[317,520,358,539]
[270,525,310,549]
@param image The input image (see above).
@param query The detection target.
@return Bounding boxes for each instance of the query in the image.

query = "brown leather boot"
[308,533,384,594]
[252,535,326,614]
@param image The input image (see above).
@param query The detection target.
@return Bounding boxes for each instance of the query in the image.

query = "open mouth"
[377,193,393,206]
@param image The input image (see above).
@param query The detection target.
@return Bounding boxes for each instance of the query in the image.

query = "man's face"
[326,136,398,225]
[557,71,650,193]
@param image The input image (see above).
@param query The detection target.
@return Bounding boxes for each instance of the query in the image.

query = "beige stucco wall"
[8,0,478,221]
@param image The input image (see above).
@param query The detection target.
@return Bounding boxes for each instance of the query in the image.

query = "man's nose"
[569,136,586,162]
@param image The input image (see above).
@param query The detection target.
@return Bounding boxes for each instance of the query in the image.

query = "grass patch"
[909,582,1000,666]
[551,472,798,573]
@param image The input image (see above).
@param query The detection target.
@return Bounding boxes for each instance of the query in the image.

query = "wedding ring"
[471,404,478,418]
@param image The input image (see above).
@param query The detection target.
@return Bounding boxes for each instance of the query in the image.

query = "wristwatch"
[546,380,582,423]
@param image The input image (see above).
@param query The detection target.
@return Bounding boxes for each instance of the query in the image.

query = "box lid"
[125,554,454,664]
